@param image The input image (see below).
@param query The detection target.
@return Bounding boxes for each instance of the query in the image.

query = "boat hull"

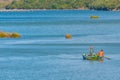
[82,54,103,60]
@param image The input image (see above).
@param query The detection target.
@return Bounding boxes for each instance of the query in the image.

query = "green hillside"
[1,0,120,11]
[0,0,12,8]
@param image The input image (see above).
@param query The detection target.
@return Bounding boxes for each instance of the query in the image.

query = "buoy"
[11,32,21,38]
[0,32,21,38]
[0,32,11,38]
[90,16,99,19]
[65,34,72,39]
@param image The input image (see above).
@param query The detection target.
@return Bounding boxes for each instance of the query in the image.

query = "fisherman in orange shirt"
[98,49,104,59]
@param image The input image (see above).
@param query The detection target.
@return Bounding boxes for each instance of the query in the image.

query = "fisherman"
[98,49,104,58]
[89,46,94,56]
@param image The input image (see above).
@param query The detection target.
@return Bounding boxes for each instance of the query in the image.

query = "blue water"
[0,10,120,80]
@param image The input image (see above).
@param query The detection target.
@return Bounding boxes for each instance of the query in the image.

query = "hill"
[1,0,120,11]
[0,0,18,8]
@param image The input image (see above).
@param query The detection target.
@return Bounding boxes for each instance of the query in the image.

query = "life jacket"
[98,51,104,57]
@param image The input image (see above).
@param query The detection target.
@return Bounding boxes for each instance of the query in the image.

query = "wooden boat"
[82,54,102,60]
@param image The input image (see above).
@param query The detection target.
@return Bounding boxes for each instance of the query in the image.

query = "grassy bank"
[0,0,120,11]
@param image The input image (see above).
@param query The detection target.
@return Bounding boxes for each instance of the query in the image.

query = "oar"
[104,56,111,60]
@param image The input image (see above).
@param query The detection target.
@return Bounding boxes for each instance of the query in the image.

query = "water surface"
[0,10,120,80]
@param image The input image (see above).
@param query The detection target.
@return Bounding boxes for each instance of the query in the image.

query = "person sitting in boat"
[98,49,104,58]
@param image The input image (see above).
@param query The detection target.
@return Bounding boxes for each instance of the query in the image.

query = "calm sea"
[0,10,120,80]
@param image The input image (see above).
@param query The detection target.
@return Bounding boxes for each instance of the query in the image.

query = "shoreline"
[0,8,119,12]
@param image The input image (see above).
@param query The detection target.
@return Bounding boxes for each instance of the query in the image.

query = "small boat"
[82,54,103,60]
[83,46,104,61]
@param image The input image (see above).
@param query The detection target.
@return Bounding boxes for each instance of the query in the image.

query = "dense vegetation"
[1,0,120,11]
[0,0,13,8]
